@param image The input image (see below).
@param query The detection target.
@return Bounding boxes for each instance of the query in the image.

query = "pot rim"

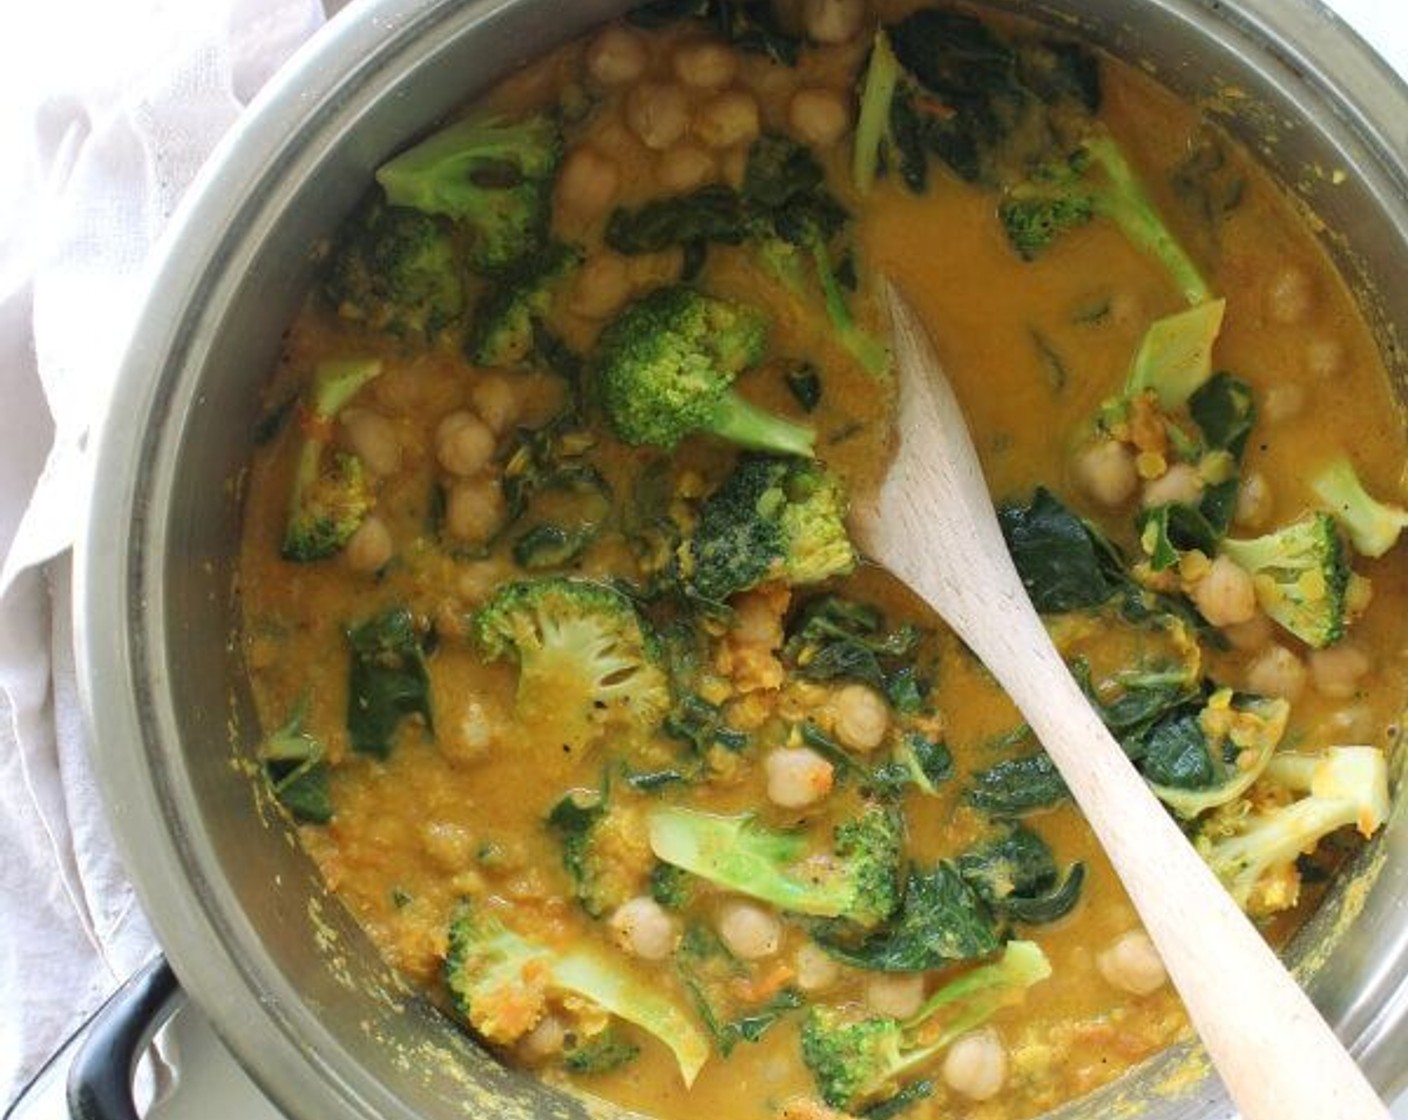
[74,1,1408,1118]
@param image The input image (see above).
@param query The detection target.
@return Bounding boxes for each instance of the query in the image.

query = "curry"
[239,3,1408,1118]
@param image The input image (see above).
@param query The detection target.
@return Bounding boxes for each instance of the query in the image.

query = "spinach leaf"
[998,488,1122,612]
[1189,372,1255,457]
[1136,502,1220,571]
[562,1028,640,1074]
[783,595,929,710]
[258,696,332,824]
[1129,703,1214,788]
[812,864,1001,970]
[606,185,749,255]
[675,925,805,1054]
[956,825,1084,926]
[883,10,1099,187]
[861,1080,935,1120]
[664,693,750,756]
[965,752,1069,814]
[346,608,433,757]
[865,730,953,800]
[628,0,800,65]
[785,363,823,412]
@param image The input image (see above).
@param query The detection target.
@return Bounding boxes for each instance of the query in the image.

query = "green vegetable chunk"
[593,286,813,455]
[1311,457,1408,559]
[346,608,434,758]
[444,902,708,1085]
[257,696,332,824]
[473,578,670,760]
[376,112,562,273]
[1219,513,1353,649]
[800,941,1051,1112]
[682,455,857,603]
[647,804,903,928]
[281,358,383,562]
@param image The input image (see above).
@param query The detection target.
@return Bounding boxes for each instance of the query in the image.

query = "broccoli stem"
[707,391,817,458]
[1086,137,1211,307]
[853,29,902,194]
[807,237,892,377]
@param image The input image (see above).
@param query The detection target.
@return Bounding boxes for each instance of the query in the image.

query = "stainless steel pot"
[76,1,1408,1117]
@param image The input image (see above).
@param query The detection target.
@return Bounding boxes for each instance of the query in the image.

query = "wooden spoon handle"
[864,289,1388,1120]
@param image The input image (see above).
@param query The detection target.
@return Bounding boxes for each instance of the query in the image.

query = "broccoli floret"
[800,941,1051,1112]
[593,286,813,456]
[681,455,856,603]
[322,201,465,341]
[1311,457,1408,559]
[467,242,581,367]
[444,902,708,1085]
[547,786,652,918]
[281,358,383,561]
[1195,746,1389,918]
[472,578,670,759]
[646,804,903,928]
[744,136,890,377]
[376,112,562,273]
[999,136,1211,306]
[1219,513,1353,649]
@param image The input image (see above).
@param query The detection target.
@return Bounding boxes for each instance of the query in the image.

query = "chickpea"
[1190,555,1257,628]
[1075,439,1138,507]
[1097,929,1168,995]
[468,373,521,435]
[802,0,866,45]
[586,25,647,86]
[442,699,499,765]
[657,142,717,192]
[610,896,679,961]
[518,1016,566,1061]
[344,516,393,573]
[788,88,851,146]
[672,40,738,90]
[340,408,401,477]
[1222,611,1273,653]
[765,747,835,809]
[718,900,782,959]
[1245,644,1308,702]
[446,476,507,544]
[570,253,632,321]
[1305,337,1346,380]
[1141,462,1203,508]
[1234,470,1273,530]
[555,145,620,219]
[1266,264,1314,325]
[1264,382,1307,426]
[833,683,889,752]
[694,90,760,149]
[731,587,786,648]
[421,820,475,870]
[1309,643,1371,699]
[942,1028,1008,1101]
[865,973,924,1019]
[793,942,841,992]
[626,82,691,150]
[436,411,497,477]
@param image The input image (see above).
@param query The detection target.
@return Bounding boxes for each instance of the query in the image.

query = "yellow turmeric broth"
[240,3,1408,1119]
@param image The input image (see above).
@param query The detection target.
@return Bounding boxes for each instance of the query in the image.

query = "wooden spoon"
[849,284,1388,1120]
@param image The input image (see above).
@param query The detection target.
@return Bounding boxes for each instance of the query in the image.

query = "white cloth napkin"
[0,0,325,1104]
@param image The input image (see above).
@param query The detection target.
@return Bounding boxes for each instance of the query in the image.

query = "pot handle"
[67,956,181,1120]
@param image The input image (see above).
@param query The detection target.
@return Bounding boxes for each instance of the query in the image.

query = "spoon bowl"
[849,283,1388,1120]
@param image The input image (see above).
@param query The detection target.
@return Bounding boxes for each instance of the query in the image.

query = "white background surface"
[0,0,1405,1114]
